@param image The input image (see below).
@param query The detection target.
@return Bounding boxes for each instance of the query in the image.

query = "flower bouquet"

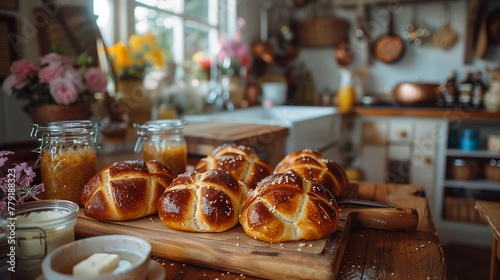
[1,51,108,123]
[107,32,165,80]
[0,151,44,210]
[2,52,107,107]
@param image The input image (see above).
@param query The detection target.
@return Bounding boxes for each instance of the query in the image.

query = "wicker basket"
[297,17,348,47]
[485,164,500,181]
[447,159,480,180]
[444,197,485,224]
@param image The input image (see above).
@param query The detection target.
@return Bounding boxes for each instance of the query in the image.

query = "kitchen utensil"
[487,7,500,44]
[403,5,431,46]
[373,12,405,64]
[337,199,396,208]
[251,2,274,64]
[475,12,488,58]
[392,82,441,105]
[335,42,353,67]
[432,2,458,50]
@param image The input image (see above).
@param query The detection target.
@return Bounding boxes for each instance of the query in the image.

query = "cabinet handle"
[420,155,431,164]
[397,129,407,138]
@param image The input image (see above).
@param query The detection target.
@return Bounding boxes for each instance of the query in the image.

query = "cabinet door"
[362,121,388,145]
[387,144,412,184]
[360,145,386,183]
[411,120,442,206]
[388,120,414,144]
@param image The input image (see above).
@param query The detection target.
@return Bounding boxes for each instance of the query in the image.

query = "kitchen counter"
[76,181,446,279]
[353,106,500,120]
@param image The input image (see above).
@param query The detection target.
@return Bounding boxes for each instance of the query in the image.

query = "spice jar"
[13,200,79,280]
[134,119,187,176]
[30,120,99,205]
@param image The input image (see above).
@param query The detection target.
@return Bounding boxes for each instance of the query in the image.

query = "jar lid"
[453,158,477,166]
[462,128,479,137]
[30,120,100,152]
[489,159,500,167]
[134,119,185,132]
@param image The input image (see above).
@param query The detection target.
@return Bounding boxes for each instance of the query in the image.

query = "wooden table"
[76,182,446,279]
[475,200,500,280]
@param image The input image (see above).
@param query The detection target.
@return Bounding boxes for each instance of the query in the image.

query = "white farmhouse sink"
[183,106,341,157]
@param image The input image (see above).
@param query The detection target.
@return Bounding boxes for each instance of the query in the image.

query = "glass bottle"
[458,72,474,107]
[444,71,458,106]
[134,119,187,176]
[471,70,486,108]
[30,120,99,206]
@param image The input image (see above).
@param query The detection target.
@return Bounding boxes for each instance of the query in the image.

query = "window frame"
[95,0,237,69]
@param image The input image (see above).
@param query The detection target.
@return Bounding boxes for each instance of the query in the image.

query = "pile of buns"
[81,144,348,243]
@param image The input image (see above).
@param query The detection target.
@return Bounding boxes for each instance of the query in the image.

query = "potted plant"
[1,51,107,124]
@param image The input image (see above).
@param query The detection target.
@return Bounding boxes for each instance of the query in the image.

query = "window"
[94,0,237,75]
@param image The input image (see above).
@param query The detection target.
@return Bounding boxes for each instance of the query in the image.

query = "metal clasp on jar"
[16,226,48,261]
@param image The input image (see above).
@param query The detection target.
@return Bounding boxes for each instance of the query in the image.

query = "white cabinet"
[434,120,500,247]
[353,117,446,216]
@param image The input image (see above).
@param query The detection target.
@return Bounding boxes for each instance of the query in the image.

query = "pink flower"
[64,67,84,93]
[10,59,39,79]
[40,52,73,66]
[84,67,107,93]
[2,74,28,95]
[38,64,65,83]
[49,77,79,105]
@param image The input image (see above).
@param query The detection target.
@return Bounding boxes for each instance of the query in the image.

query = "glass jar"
[134,119,187,176]
[12,200,79,280]
[460,128,479,151]
[30,120,99,205]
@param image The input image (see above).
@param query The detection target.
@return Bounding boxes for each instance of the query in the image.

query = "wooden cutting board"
[75,184,418,280]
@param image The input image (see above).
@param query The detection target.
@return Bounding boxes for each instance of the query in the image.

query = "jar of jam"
[134,119,187,176]
[30,120,99,205]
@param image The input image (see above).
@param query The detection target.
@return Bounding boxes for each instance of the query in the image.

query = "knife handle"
[348,207,418,231]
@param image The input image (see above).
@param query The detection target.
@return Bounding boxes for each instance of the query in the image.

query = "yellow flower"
[108,42,133,71]
[108,31,165,79]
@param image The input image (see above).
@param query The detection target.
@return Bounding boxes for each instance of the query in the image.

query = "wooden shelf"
[445,180,500,191]
[447,149,500,159]
[354,106,500,120]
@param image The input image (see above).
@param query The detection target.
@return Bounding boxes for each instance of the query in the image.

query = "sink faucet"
[205,46,235,112]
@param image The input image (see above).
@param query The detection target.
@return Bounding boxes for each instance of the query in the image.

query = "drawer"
[362,121,388,144]
[389,120,414,143]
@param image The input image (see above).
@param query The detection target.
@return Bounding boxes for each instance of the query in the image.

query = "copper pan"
[393,83,442,105]
[251,2,274,65]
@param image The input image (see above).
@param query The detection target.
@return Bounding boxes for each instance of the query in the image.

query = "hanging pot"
[373,12,405,64]
[251,2,274,65]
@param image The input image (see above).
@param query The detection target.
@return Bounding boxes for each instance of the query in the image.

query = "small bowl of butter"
[41,235,157,280]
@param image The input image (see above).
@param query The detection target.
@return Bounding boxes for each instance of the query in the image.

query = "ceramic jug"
[484,67,500,112]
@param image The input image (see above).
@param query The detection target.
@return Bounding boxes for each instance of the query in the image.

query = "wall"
[294,0,500,96]
[2,0,499,143]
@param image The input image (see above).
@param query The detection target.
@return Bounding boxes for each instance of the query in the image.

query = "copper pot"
[393,83,442,105]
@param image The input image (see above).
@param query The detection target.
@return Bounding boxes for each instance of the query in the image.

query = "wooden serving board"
[75,184,418,280]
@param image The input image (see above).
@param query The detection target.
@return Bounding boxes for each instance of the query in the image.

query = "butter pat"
[73,253,120,276]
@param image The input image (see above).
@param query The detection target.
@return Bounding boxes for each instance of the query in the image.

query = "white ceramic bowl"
[262,82,287,106]
[41,235,152,280]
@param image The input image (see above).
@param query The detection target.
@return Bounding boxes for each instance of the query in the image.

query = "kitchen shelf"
[446,149,500,159]
[444,180,500,191]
